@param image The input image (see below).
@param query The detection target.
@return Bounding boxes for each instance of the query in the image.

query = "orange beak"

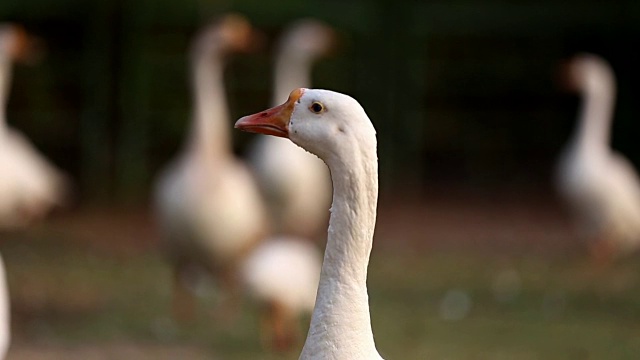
[8,26,43,64]
[9,26,30,60]
[235,88,304,138]
[557,59,577,92]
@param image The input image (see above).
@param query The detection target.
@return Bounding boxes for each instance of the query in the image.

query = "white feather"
[0,26,68,229]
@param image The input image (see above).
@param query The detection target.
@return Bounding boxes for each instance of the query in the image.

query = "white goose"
[236,88,384,359]
[0,24,68,359]
[0,24,68,229]
[556,53,640,264]
[240,235,321,350]
[248,20,334,237]
[153,15,267,320]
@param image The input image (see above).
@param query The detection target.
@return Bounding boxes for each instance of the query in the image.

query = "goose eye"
[309,102,324,114]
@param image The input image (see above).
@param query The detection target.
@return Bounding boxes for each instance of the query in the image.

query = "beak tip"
[234,116,247,130]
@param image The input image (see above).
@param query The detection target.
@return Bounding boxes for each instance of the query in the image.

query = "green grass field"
[2,202,640,359]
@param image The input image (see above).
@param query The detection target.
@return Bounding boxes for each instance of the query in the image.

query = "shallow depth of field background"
[2,0,640,359]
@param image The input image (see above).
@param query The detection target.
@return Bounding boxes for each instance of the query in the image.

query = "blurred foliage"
[1,0,639,202]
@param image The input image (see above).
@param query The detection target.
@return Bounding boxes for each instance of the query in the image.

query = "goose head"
[279,19,337,60]
[191,14,259,59]
[561,53,615,96]
[235,88,375,162]
[0,24,40,63]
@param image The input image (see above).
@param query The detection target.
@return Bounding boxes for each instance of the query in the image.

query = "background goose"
[248,20,335,238]
[240,235,321,351]
[153,15,268,321]
[0,23,69,360]
[0,24,68,229]
[556,53,640,264]
[236,88,384,359]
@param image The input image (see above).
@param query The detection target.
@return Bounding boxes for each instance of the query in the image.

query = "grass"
[368,253,640,359]
[2,228,640,359]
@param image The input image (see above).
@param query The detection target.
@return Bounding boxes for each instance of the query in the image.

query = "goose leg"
[588,237,615,268]
[209,267,241,325]
[172,264,196,323]
[262,300,297,352]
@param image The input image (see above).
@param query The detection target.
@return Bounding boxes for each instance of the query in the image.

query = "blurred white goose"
[0,24,68,229]
[0,24,69,359]
[236,88,384,359]
[153,15,267,320]
[248,20,334,237]
[240,235,321,350]
[556,53,640,264]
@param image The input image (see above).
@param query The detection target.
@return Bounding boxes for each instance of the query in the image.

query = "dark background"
[3,2,640,359]
[3,0,639,204]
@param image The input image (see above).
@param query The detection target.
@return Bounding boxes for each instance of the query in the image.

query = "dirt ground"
[32,186,578,257]
[8,342,213,360]
[375,186,577,256]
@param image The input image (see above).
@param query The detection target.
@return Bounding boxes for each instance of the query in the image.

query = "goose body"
[156,157,267,266]
[153,15,267,319]
[556,53,640,260]
[0,25,68,229]
[236,88,383,359]
[248,20,334,237]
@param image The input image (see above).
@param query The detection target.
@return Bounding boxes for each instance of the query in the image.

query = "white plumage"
[153,15,267,320]
[0,24,69,360]
[556,53,640,262]
[236,88,384,359]
[240,236,321,350]
[248,20,334,238]
[242,237,320,316]
[0,24,68,229]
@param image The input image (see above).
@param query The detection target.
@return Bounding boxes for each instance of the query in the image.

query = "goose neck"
[188,50,230,157]
[300,144,380,359]
[571,79,615,154]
